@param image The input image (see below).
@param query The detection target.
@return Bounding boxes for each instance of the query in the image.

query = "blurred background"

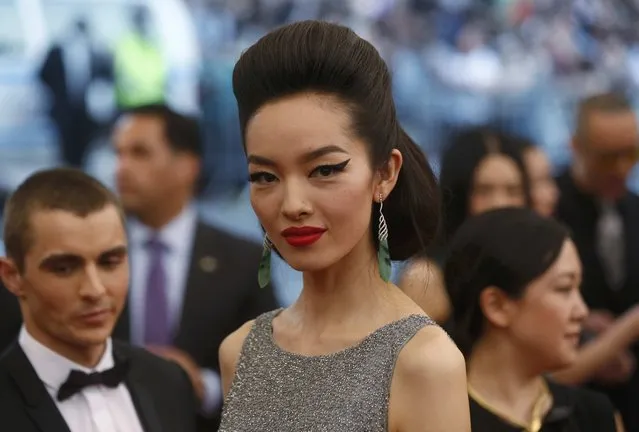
[3,0,639,302]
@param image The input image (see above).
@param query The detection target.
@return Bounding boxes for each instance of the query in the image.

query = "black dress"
[470,379,617,432]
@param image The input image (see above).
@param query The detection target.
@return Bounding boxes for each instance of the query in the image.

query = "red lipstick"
[281,226,327,247]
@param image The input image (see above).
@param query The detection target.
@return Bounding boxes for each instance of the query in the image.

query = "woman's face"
[525,147,559,218]
[468,154,526,215]
[507,239,588,370]
[245,93,390,272]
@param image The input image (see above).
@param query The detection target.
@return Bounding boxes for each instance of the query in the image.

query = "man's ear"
[0,257,24,298]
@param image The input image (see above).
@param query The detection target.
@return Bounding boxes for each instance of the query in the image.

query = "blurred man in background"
[111,104,277,431]
[39,18,106,168]
[555,92,639,431]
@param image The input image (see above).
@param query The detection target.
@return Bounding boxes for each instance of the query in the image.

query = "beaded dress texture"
[218,309,434,431]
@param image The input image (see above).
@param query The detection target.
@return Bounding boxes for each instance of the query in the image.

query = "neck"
[468,333,547,421]
[135,196,190,230]
[292,238,395,332]
[24,321,106,369]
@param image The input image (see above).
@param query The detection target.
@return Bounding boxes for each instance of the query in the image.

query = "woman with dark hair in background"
[445,207,622,432]
[217,21,470,432]
[400,127,530,324]
[518,138,560,218]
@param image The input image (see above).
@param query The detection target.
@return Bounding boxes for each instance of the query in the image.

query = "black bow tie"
[57,360,130,402]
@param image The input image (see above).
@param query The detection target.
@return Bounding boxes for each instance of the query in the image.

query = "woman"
[519,139,560,218]
[400,128,530,323]
[218,21,470,432]
[444,207,622,431]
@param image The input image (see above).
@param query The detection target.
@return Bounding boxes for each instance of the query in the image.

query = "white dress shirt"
[127,204,222,413]
[19,327,145,432]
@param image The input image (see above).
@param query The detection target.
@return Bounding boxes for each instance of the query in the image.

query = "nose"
[79,264,107,301]
[281,179,312,221]
[573,291,589,322]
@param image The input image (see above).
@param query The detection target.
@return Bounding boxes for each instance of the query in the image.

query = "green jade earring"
[377,193,392,282]
[258,236,273,289]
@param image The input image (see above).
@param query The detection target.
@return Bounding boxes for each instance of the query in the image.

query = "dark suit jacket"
[0,284,21,354]
[113,220,279,431]
[0,340,197,432]
[39,43,111,117]
[555,170,639,431]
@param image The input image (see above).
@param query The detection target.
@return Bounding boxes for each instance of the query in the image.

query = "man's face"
[1,206,129,357]
[113,114,189,216]
[574,110,639,200]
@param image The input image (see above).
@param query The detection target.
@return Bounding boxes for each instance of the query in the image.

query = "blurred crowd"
[2,0,639,431]
[192,0,639,190]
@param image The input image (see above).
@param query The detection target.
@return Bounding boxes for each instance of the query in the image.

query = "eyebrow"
[247,144,349,166]
[39,245,128,268]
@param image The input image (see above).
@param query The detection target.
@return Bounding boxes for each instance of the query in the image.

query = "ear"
[175,153,201,185]
[478,286,518,329]
[0,257,24,298]
[375,148,403,200]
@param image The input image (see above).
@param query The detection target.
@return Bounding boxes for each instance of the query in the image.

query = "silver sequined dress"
[218,309,434,431]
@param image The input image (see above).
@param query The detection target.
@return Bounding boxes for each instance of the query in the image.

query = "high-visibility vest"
[114,33,166,108]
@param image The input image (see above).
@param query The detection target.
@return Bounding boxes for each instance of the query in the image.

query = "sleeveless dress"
[218,309,435,432]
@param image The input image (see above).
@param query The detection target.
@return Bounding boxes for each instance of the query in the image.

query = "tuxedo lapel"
[4,344,71,432]
[113,343,163,432]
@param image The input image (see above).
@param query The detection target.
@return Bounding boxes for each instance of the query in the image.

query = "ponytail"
[381,126,440,261]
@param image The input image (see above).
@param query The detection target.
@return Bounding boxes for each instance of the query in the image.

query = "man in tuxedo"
[111,104,278,430]
[555,92,639,430]
[0,168,197,432]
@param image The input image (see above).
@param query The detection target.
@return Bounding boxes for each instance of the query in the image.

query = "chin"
[282,253,340,273]
[71,324,114,346]
[548,350,578,371]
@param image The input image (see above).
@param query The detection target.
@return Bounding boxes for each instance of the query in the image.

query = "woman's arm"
[551,307,639,386]
[388,326,471,432]
[399,259,451,325]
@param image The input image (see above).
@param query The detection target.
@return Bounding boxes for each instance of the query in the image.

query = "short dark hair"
[232,20,440,260]
[123,104,203,158]
[439,127,531,244]
[3,168,124,272]
[444,207,570,357]
[576,92,634,141]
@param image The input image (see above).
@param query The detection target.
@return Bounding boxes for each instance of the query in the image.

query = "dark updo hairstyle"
[444,207,570,358]
[439,127,531,244]
[232,20,440,260]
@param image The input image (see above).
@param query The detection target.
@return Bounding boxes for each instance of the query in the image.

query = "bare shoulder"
[397,324,465,380]
[389,324,471,432]
[402,257,440,277]
[399,260,450,323]
[219,320,255,397]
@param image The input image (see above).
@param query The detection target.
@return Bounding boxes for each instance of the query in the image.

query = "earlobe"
[0,258,24,298]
